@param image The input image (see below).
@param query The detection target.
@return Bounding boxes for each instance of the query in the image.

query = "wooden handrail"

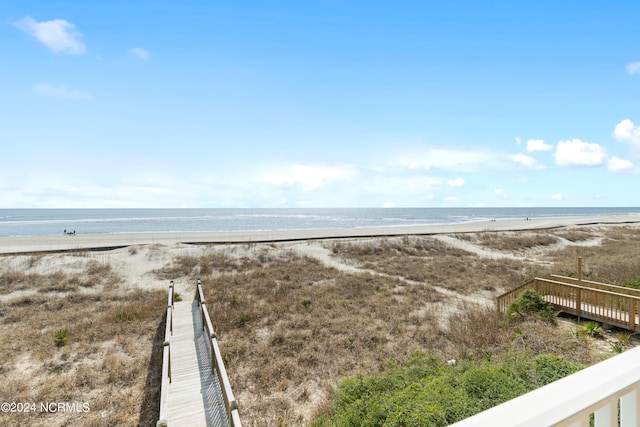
[157,281,174,427]
[497,276,640,332]
[550,274,640,297]
[195,279,242,427]
[533,277,640,301]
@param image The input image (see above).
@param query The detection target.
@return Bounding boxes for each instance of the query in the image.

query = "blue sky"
[2,1,639,208]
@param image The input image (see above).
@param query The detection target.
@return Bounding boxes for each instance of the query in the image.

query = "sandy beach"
[2,214,640,254]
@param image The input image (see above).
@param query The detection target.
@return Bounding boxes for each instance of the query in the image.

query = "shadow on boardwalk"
[138,312,166,426]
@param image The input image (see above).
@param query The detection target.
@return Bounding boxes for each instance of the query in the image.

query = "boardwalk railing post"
[169,281,174,333]
[577,257,583,321]
[157,281,174,427]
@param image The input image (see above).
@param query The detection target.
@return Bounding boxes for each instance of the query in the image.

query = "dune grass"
[160,233,617,425]
[0,263,165,427]
[1,225,638,426]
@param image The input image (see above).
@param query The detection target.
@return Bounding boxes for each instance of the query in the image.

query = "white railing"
[157,281,174,427]
[450,345,640,427]
[196,279,242,427]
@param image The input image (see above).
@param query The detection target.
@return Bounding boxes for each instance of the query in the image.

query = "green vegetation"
[611,332,634,353]
[114,311,132,322]
[312,351,583,426]
[237,313,251,328]
[53,329,70,347]
[505,289,555,322]
[580,321,604,338]
[622,278,640,290]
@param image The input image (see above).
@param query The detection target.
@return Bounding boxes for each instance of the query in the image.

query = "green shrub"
[506,289,555,322]
[580,321,603,338]
[622,278,640,290]
[114,311,132,322]
[312,351,583,426]
[611,341,625,353]
[529,353,583,386]
[237,314,251,328]
[53,329,70,347]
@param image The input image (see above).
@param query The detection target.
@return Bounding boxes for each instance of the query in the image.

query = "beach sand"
[2,214,640,254]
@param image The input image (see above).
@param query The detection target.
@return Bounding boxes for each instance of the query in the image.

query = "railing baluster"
[195,278,242,427]
[620,389,640,426]
[594,401,617,427]
[498,276,640,332]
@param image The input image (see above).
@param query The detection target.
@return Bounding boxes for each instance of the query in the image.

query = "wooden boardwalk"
[497,274,640,332]
[165,300,229,426]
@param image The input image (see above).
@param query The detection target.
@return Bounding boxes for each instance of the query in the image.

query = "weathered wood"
[497,276,640,332]
[157,280,241,427]
[158,283,173,426]
[231,409,242,427]
[165,300,229,427]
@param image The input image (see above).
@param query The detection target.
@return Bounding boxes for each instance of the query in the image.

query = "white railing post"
[620,389,640,426]
[594,400,617,427]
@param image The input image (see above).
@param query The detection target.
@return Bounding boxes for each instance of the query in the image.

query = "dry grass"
[472,231,559,251]
[141,231,617,425]
[2,225,638,426]
[329,236,543,293]
[551,228,596,242]
[0,259,121,294]
[545,227,640,284]
[0,275,166,426]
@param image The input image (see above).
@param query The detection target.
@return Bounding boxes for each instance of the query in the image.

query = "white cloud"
[515,137,522,145]
[554,139,607,166]
[614,119,640,150]
[414,148,501,173]
[396,146,535,174]
[397,158,432,170]
[526,139,552,152]
[262,164,354,191]
[130,47,150,60]
[33,83,91,100]
[627,62,640,75]
[494,188,503,194]
[551,193,563,200]
[447,177,465,187]
[14,16,85,55]
[607,157,634,172]
[510,153,545,170]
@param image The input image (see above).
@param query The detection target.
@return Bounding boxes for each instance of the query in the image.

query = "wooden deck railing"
[157,281,174,427]
[195,279,242,427]
[550,274,640,297]
[497,276,640,332]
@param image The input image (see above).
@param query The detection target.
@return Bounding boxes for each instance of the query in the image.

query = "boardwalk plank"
[166,300,229,427]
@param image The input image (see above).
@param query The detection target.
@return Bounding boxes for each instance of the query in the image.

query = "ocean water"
[1,207,639,237]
